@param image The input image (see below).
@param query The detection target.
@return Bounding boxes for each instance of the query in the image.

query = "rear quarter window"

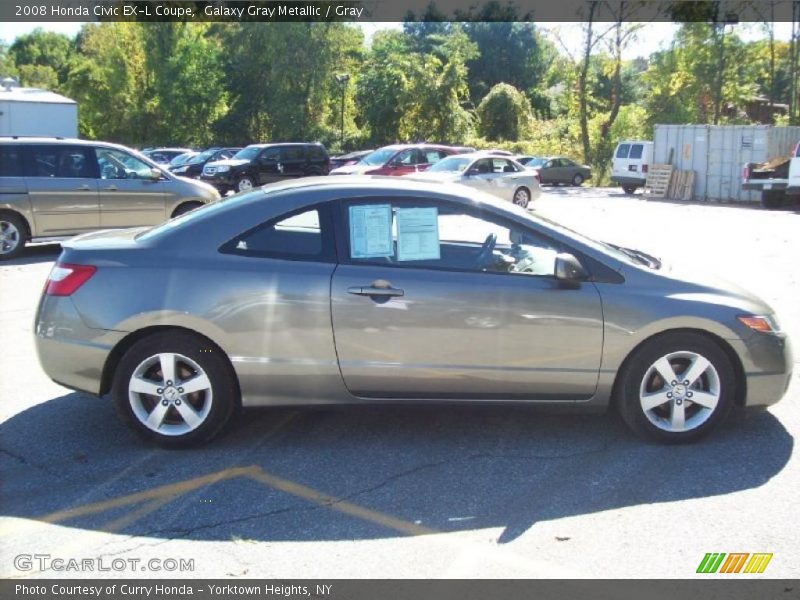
[0,146,23,176]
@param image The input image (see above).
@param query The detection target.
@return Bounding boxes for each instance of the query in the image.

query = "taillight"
[742,164,749,181]
[641,164,648,173]
[45,263,96,296]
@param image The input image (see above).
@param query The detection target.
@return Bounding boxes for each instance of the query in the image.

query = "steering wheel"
[475,233,497,269]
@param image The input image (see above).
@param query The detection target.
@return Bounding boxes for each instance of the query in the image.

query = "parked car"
[0,137,219,259]
[329,144,458,176]
[35,177,791,447]
[515,156,547,168]
[142,148,193,166]
[168,152,198,169]
[484,149,515,156]
[409,153,540,208]
[611,140,654,195]
[170,147,242,178]
[201,143,330,193]
[532,157,592,186]
[329,149,373,170]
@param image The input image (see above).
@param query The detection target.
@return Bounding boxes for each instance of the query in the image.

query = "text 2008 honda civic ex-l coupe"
[35,177,792,447]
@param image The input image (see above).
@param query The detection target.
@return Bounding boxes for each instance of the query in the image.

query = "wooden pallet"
[643,164,673,198]
[668,170,695,201]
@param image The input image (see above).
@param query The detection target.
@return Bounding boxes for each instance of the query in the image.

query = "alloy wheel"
[128,352,213,436]
[513,188,530,208]
[638,350,720,433]
[0,220,21,255]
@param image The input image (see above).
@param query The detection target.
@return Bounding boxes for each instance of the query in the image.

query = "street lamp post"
[335,73,350,151]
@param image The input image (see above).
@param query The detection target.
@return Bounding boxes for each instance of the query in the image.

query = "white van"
[611,140,653,194]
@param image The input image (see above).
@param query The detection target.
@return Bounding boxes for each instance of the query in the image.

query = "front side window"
[28,145,95,178]
[259,148,280,162]
[345,199,560,277]
[222,206,335,262]
[95,148,154,180]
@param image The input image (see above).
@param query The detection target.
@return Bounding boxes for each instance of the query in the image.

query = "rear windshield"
[629,144,643,159]
[615,144,631,159]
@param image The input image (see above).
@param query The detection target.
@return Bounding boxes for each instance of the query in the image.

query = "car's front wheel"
[112,331,239,448]
[617,332,735,443]
[513,187,531,209]
[572,173,585,186]
[622,185,637,195]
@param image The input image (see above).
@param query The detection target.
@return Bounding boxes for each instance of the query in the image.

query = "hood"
[174,176,220,199]
[205,158,250,168]
[330,163,375,175]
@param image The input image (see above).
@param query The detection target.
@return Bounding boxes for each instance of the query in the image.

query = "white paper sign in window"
[396,207,440,262]
[349,204,393,258]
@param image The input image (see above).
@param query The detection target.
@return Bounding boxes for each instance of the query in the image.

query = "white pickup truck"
[742,142,800,208]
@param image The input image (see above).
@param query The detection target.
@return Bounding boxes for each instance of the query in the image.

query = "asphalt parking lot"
[0,186,798,579]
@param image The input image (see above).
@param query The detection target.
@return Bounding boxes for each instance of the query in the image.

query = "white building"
[0,79,78,138]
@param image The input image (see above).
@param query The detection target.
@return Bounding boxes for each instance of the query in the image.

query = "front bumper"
[35,296,124,396]
[729,332,793,407]
[200,172,236,189]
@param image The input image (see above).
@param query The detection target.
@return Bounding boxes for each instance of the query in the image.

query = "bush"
[476,83,533,142]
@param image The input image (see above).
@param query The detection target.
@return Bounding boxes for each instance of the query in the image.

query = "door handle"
[348,285,404,298]
[76,184,90,191]
[103,185,118,191]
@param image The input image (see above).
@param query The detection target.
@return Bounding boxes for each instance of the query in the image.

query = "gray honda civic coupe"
[34,177,792,447]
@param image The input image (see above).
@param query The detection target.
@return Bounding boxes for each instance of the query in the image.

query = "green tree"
[476,83,532,141]
[10,29,75,89]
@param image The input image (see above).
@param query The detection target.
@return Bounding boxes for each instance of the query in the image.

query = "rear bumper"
[742,181,789,191]
[34,296,123,396]
[729,332,793,408]
[610,176,646,186]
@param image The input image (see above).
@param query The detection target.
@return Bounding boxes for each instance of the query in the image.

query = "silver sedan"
[35,177,792,447]
[409,153,541,208]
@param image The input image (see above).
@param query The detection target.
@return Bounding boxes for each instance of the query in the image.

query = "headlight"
[738,314,780,333]
[215,165,230,173]
[172,166,188,173]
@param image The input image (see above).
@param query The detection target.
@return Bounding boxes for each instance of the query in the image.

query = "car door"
[94,147,167,228]
[330,197,604,400]
[215,204,343,404]
[23,144,100,236]
[279,146,307,179]
[463,158,494,192]
[538,159,557,184]
[255,147,282,184]
[386,148,423,176]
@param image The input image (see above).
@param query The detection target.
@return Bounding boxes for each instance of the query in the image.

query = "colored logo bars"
[696,553,773,574]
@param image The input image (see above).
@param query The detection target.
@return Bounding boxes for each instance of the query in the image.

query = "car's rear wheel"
[171,201,203,218]
[622,185,637,195]
[0,212,26,261]
[617,332,735,443]
[236,176,255,193]
[112,331,238,448]
[572,173,584,186]
[513,187,531,208]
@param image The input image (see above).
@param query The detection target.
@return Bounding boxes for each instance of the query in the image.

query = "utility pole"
[335,73,350,151]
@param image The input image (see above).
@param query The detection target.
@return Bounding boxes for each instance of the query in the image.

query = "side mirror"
[555,253,589,283]
[149,168,162,181]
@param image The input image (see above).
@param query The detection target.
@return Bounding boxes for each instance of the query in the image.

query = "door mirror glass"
[555,252,589,282]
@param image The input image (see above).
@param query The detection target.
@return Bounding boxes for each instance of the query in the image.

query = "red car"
[328,144,458,176]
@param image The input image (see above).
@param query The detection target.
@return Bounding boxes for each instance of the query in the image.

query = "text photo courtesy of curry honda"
[1,1,799,589]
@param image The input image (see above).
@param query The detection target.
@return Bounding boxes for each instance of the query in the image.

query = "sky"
[0,21,794,62]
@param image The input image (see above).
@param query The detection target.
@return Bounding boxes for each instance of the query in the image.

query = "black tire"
[112,331,239,448]
[572,173,584,186]
[622,185,637,195]
[761,190,786,209]
[236,176,256,193]
[171,201,203,218]
[616,332,736,444]
[513,187,531,208]
[0,211,27,261]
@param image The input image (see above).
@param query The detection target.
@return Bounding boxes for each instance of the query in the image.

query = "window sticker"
[349,204,393,258]
[396,207,440,261]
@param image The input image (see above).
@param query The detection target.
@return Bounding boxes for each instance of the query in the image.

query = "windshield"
[233,146,261,161]
[189,150,215,164]
[359,147,399,166]
[429,156,472,173]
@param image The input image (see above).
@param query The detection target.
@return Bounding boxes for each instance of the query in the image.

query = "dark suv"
[201,143,330,193]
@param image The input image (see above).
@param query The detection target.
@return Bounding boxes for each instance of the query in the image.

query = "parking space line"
[99,493,182,533]
[246,469,437,536]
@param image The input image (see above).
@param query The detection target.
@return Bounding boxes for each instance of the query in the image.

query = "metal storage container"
[653,124,800,202]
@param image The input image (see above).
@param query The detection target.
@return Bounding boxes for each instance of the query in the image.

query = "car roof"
[245,142,325,148]
[0,136,152,154]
